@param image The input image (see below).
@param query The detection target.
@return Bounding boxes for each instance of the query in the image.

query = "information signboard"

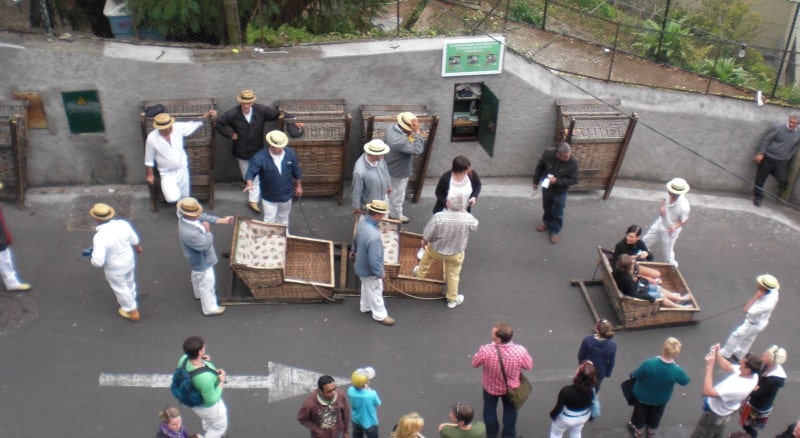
[441,36,505,77]
[61,90,105,134]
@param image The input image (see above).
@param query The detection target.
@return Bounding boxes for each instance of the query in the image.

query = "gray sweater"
[178,213,220,272]
[384,124,425,178]
[351,153,391,210]
[758,122,800,160]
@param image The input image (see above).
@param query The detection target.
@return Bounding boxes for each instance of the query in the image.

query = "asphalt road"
[1,179,798,437]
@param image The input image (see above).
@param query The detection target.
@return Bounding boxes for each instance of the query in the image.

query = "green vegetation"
[632,19,693,65]
[698,57,749,85]
[510,0,543,26]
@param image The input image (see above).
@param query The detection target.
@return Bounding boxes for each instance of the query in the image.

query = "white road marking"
[99,361,350,403]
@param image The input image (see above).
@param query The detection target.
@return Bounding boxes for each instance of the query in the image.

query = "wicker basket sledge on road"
[571,246,700,331]
[229,217,335,302]
[0,100,29,209]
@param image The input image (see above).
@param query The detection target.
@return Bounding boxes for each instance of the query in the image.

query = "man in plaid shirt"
[414,193,478,309]
[472,322,534,438]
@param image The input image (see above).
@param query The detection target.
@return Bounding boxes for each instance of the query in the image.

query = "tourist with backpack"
[172,336,227,438]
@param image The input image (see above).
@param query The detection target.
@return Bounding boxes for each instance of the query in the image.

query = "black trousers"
[754,156,790,200]
[631,400,667,430]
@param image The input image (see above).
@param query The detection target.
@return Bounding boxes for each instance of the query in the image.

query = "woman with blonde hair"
[628,337,690,438]
[156,406,202,438]
[577,318,617,391]
[392,412,426,438]
[740,345,788,437]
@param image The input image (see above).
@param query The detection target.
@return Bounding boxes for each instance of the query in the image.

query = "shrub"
[632,18,693,65]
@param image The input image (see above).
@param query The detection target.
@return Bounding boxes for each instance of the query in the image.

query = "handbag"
[495,345,532,410]
[621,375,636,406]
[591,388,601,418]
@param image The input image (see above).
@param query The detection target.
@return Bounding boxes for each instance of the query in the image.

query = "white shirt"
[448,174,473,202]
[243,109,252,124]
[91,219,139,273]
[661,194,690,228]
[143,121,203,172]
[746,289,779,325]
[707,364,758,416]
[270,150,285,175]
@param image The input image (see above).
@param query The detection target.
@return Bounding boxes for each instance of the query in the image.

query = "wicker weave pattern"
[279,99,345,119]
[0,115,26,208]
[597,248,698,328]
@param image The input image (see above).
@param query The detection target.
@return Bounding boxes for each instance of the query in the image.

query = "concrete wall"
[0,35,795,198]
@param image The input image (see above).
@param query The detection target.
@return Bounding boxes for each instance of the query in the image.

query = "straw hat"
[177,197,203,218]
[236,89,257,103]
[363,139,390,156]
[666,178,690,195]
[265,130,289,148]
[89,203,115,221]
[397,112,417,131]
[366,199,389,215]
[152,113,175,130]
[756,274,779,290]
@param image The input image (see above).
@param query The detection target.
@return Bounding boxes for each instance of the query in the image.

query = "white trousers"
[359,276,387,321]
[642,219,682,267]
[0,247,23,290]
[388,176,409,219]
[191,267,222,314]
[720,320,766,359]
[160,166,191,203]
[192,398,228,438]
[549,410,591,438]
[237,158,260,203]
[261,199,292,228]
[104,269,138,312]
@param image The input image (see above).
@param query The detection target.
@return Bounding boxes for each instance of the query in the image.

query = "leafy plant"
[698,57,749,85]
[509,0,543,26]
[133,0,223,40]
[245,23,316,46]
[632,18,693,65]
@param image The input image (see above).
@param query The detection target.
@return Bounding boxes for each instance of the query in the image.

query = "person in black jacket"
[549,360,597,437]
[433,155,481,214]
[532,142,579,244]
[215,89,303,213]
[613,255,691,308]
[740,345,787,437]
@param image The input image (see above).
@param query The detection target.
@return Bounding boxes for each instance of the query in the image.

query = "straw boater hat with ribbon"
[89,203,116,222]
[177,197,203,218]
[666,178,690,195]
[265,130,289,148]
[152,113,175,130]
[756,274,779,291]
[363,139,390,156]
[237,89,257,103]
[366,199,389,215]
[397,112,417,131]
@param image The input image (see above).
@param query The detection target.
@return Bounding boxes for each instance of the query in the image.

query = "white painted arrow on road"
[98,361,350,403]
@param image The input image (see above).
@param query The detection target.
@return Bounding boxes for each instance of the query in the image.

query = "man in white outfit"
[0,201,30,292]
[720,274,780,362]
[89,203,143,322]
[642,178,690,267]
[144,110,216,203]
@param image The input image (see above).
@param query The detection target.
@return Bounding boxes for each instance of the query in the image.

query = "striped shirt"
[422,210,478,255]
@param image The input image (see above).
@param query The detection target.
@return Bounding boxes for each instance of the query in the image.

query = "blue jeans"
[483,388,518,438]
[646,284,664,301]
[542,189,568,234]
[352,422,378,438]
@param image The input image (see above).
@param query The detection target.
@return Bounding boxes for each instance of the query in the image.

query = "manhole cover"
[0,293,38,336]
[67,195,133,231]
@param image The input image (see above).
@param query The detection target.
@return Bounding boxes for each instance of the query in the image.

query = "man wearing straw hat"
[351,140,392,214]
[351,199,395,326]
[216,89,304,213]
[145,108,216,204]
[384,112,425,223]
[244,130,303,227]
[642,177,690,267]
[719,274,781,362]
[177,197,233,316]
[89,203,143,322]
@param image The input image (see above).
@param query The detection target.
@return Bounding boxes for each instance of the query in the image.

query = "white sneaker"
[447,295,465,309]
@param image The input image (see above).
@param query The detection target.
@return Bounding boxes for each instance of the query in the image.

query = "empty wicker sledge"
[352,214,446,297]
[277,99,350,205]
[570,247,700,331]
[360,104,439,204]
[139,98,217,211]
[553,98,637,200]
[0,101,29,209]
[229,217,335,303]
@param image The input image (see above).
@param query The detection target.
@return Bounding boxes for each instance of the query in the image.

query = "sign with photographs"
[441,36,505,77]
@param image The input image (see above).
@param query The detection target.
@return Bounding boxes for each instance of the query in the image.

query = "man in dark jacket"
[215,89,303,213]
[532,142,579,244]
